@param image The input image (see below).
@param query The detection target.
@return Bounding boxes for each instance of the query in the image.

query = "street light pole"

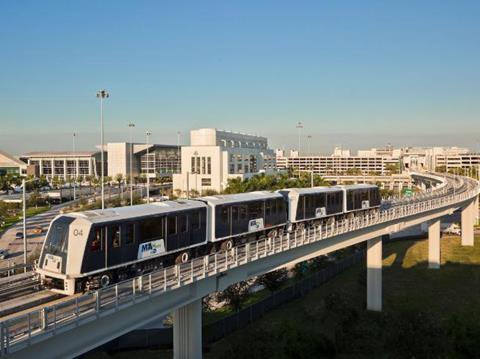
[96,90,109,210]
[128,122,135,206]
[296,122,303,155]
[146,130,151,203]
[177,131,181,173]
[22,178,26,271]
[307,135,312,155]
[72,132,76,201]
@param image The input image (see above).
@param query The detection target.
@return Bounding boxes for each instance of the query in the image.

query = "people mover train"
[36,184,381,295]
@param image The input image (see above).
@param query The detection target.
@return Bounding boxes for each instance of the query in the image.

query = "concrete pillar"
[475,195,479,225]
[461,200,475,246]
[428,219,441,269]
[367,236,383,312]
[173,299,202,359]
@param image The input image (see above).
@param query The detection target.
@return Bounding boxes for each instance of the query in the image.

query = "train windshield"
[43,217,74,257]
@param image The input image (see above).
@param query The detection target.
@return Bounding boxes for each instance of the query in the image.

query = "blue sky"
[1,1,479,154]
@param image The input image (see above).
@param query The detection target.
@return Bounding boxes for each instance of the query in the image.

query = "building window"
[207,157,211,174]
[201,178,211,186]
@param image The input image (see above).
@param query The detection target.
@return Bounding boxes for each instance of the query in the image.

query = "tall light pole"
[307,135,312,155]
[96,90,109,210]
[128,122,135,206]
[177,131,181,173]
[296,122,303,155]
[72,132,76,201]
[22,178,38,272]
[146,130,151,203]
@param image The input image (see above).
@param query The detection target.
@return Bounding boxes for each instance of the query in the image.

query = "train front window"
[44,217,73,256]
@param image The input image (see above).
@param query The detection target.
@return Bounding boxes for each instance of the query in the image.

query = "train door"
[176,212,189,249]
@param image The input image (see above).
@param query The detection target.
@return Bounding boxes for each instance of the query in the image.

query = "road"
[0,201,74,269]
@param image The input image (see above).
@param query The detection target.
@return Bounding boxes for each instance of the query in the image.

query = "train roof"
[334,184,378,190]
[199,191,282,205]
[279,187,343,196]
[65,200,207,223]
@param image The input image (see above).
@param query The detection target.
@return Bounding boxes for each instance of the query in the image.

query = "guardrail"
[1,175,479,356]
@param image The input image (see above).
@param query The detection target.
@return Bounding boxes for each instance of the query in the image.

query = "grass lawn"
[0,206,50,231]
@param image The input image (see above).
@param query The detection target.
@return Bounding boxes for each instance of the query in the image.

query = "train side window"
[124,223,135,245]
[221,206,229,224]
[140,217,164,242]
[168,216,177,235]
[265,201,271,216]
[239,205,248,220]
[109,225,121,248]
[91,227,104,252]
[232,206,239,221]
[179,215,188,233]
[191,211,201,230]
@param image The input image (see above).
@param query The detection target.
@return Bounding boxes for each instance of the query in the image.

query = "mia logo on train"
[137,239,166,259]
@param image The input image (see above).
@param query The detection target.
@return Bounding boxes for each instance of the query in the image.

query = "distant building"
[21,151,102,180]
[276,145,477,175]
[106,142,180,179]
[0,149,27,176]
[173,128,276,194]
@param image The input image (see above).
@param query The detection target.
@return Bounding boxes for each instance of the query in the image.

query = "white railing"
[1,175,479,356]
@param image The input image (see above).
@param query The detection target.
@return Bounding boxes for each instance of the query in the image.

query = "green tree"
[217,280,252,312]
[256,268,288,292]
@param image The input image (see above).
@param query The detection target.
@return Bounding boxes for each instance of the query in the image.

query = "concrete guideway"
[0,174,479,358]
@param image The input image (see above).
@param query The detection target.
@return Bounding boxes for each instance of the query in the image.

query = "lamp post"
[22,177,39,272]
[296,122,303,155]
[146,130,151,203]
[128,122,135,206]
[177,131,181,173]
[72,132,76,201]
[96,89,109,210]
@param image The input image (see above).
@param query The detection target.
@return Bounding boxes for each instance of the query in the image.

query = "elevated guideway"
[1,173,479,359]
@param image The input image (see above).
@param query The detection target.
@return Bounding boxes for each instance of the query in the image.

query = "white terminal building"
[21,143,180,181]
[173,128,276,195]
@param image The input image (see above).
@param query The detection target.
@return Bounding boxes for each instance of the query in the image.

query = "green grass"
[0,206,50,231]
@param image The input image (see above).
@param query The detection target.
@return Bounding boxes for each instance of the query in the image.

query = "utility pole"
[296,122,303,155]
[96,89,109,210]
[128,122,135,206]
[72,132,76,201]
[146,130,152,203]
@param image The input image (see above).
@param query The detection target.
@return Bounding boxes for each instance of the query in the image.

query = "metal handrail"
[0,175,479,356]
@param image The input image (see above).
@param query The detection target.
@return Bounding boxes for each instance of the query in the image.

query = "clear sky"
[1,0,479,155]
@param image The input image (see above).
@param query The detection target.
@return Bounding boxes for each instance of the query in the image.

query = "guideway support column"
[173,299,202,359]
[475,195,479,226]
[428,219,441,269]
[461,200,475,247]
[367,236,383,312]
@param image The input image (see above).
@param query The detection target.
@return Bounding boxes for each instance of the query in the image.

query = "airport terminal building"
[173,128,277,195]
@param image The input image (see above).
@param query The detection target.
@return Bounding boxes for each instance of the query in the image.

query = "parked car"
[31,226,44,234]
[441,223,461,235]
[0,249,9,259]
[15,231,24,239]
